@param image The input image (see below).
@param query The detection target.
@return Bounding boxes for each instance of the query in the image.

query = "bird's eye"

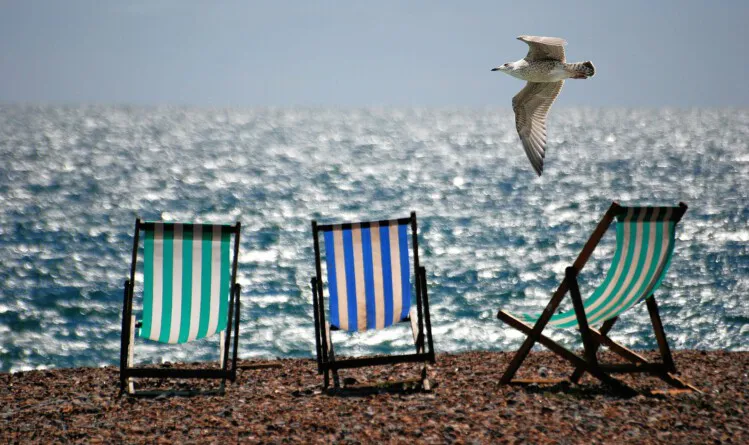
[503,63,509,67]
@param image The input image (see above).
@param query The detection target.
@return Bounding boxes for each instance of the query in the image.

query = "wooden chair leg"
[409,307,431,390]
[497,276,570,384]
[588,320,701,393]
[570,317,618,383]
[331,368,340,389]
[567,268,598,367]
[119,282,132,396]
[324,322,340,389]
[409,307,424,354]
[646,296,676,373]
[128,316,135,395]
[421,364,432,391]
[219,334,227,393]
[499,311,637,396]
[589,327,650,365]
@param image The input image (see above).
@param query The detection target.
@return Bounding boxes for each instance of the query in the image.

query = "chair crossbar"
[123,368,232,380]
[320,352,434,371]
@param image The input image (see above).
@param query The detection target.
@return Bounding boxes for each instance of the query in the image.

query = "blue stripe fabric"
[361,227,377,330]
[379,224,394,327]
[322,220,413,332]
[398,224,412,321]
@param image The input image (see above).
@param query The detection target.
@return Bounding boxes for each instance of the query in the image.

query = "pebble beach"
[3,350,747,444]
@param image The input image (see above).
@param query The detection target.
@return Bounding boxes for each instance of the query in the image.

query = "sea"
[1,105,747,373]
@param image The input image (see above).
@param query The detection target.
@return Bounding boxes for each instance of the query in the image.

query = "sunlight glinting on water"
[0,106,747,372]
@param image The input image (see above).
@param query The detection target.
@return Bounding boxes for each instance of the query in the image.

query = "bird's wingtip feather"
[532,161,543,176]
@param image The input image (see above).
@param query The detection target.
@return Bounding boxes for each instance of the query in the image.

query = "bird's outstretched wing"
[512,81,564,176]
[517,35,566,62]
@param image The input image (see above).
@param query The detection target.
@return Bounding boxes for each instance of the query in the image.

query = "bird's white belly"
[511,63,569,82]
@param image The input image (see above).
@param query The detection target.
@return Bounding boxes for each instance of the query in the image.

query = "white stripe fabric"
[168,224,183,344]
[370,222,386,330]
[389,221,404,327]
[351,224,368,331]
[207,225,222,336]
[188,225,203,342]
[333,229,349,330]
[151,224,164,340]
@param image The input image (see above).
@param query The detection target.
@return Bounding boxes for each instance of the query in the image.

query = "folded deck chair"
[120,219,242,396]
[497,202,699,396]
[310,212,435,390]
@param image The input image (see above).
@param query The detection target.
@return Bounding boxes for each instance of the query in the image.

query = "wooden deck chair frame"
[310,211,436,390]
[497,202,699,396]
[119,218,242,396]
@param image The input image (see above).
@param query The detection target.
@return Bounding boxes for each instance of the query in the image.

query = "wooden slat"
[571,202,619,271]
[567,268,598,366]
[322,352,434,371]
[598,363,668,373]
[589,329,650,364]
[497,276,569,383]
[571,317,618,383]
[646,296,676,372]
[663,373,702,393]
[238,363,283,370]
[650,388,698,396]
[497,311,637,396]
[124,368,231,379]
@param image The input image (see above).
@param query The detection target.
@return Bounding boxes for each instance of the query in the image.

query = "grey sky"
[1,0,747,107]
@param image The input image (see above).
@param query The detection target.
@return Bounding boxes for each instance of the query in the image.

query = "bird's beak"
[491,67,501,71]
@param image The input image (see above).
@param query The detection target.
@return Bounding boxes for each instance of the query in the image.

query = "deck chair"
[310,212,435,390]
[120,219,242,396]
[497,202,699,396]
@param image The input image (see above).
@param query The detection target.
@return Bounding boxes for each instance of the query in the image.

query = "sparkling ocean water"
[1,105,747,373]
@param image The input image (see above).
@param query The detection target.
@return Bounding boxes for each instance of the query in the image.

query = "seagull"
[492,35,595,176]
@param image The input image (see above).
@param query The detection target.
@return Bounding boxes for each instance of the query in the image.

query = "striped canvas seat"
[521,206,679,329]
[322,220,412,332]
[139,222,232,343]
[311,212,435,389]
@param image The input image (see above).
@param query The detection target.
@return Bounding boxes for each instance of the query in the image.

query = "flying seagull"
[492,35,595,176]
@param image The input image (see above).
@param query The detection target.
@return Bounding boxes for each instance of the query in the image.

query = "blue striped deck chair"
[310,212,435,390]
[497,202,699,395]
[120,219,242,396]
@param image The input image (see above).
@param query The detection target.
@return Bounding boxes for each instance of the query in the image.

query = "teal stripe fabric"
[139,223,232,344]
[521,207,678,328]
[141,228,155,338]
[177,226,194,344]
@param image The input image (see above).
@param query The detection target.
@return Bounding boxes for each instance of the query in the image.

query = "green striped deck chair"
[497,202,699,395]
[120,219,242,396]
[310,212,435,390]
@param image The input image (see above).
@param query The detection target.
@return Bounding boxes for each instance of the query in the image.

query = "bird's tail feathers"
[568,61,595,79]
